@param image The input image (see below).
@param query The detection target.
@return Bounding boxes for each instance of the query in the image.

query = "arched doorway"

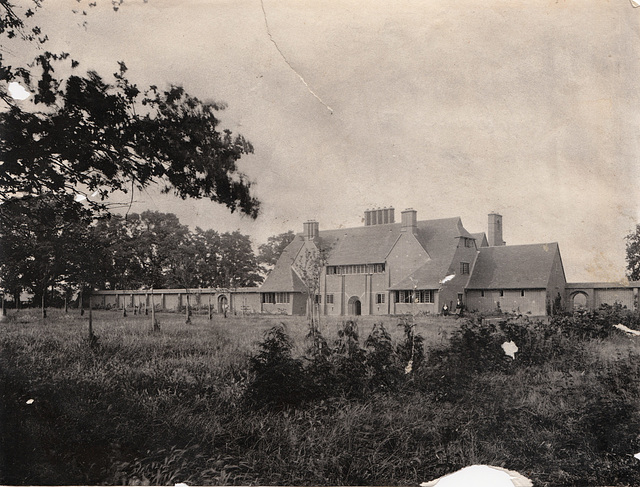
[218,295,228,313]
[348,296,361,316]
[571,292,588,310]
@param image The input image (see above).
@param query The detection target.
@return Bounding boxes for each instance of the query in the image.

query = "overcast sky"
[18,0,640,282]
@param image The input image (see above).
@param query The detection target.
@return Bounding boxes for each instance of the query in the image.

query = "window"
[396,290,434,303]
[417,290,434,303]
[315,294,322,304]
[275,293,290,304]
[459,237,474,248]
[395,290,414,303]
[500,290,504,297]
[460,262,470,275]
[521,290,525,297]
[326,294,334,304]
[376,293,385,304]
[262,293,275,304]
[326,264,385,275]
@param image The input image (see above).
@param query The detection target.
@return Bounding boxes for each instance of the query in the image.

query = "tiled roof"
[263,216,474,293]
[466,243,560,289]
[317,217,471,266]
[389,258,453,290]
[470,232,489,247]
[259,236,307,292]
[389,218,474,290]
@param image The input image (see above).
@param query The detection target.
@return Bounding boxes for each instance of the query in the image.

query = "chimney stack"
[401,208,417,234]
[364,207,395,226]
[303,220,319,240]
[488,212,505,246]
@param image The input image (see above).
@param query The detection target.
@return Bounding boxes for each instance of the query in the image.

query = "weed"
[3,308,640,485]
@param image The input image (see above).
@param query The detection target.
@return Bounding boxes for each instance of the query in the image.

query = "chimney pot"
[303,220,319,240]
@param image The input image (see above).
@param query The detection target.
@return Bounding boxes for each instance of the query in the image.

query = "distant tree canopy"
[626,224,640,281]
[1,0,260,219]
[0,204,271,304]
[257,230,296,270]
[93,211,264,291]
[0,194,93,306]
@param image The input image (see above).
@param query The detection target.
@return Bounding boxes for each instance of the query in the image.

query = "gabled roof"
[389,218,473,290]
[259,236,307,292]
[466,242,561,289]
[318,224,402,265]
[470,232,489,248]
[262,216,475,293]
[317,217,472,267]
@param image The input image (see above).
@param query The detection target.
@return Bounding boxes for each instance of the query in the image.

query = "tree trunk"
[150,288,159,331]
[185,290,191,324]
[79,287,84,316]
[64,290,68,313]
[88,301,93,340]
[2,294,5,317]
[41,291,46,319]
[208,294,212,320]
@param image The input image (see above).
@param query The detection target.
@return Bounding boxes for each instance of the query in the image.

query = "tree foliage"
[93,211,263,291]
[1,1,260,219]
[0,194,93,306]
[257,230,295,269]
[626,224,640,281]
[0,1,264,306]
[0,206,266,303]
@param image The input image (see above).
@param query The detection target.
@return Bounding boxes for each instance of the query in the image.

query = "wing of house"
[465,242,567,316]
[259,235,309,314]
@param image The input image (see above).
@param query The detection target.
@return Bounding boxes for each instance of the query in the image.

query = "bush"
[245,320,426,408]
[245,324,309,409]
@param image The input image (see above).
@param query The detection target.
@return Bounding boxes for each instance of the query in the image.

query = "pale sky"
[14,0,640,282]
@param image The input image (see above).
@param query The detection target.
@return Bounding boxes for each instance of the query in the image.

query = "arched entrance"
[348,296,361,316]
[218,295,228,313]
[571,291,588,310]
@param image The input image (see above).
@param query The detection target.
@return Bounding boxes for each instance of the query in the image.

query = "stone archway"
[348,296,361,316]
[570,291,588,310]
[218,295,228,313]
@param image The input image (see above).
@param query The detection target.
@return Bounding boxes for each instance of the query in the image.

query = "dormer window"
[458,237,475,248]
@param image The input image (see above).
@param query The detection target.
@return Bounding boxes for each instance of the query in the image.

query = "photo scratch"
[259,0,333,114]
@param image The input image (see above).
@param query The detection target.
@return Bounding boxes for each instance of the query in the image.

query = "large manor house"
[92,207,639,317]
[258,207,638,317]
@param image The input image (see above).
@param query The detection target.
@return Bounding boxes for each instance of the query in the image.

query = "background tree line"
[0,193,295,309]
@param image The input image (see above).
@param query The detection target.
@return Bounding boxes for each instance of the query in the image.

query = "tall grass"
[2,307,640,485]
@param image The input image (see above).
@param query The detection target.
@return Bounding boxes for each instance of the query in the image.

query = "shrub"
[245,320,427,408]
[244,324,309,409]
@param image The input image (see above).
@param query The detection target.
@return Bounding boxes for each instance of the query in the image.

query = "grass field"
[2,307,640,485]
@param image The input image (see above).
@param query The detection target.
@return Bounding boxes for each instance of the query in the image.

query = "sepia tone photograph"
[1,0,640,485]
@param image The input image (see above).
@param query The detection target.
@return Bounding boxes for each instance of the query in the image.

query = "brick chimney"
[488,212,505,246]
[364,207,395,226]
[401,208,417,234]
[303,220,319,240]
